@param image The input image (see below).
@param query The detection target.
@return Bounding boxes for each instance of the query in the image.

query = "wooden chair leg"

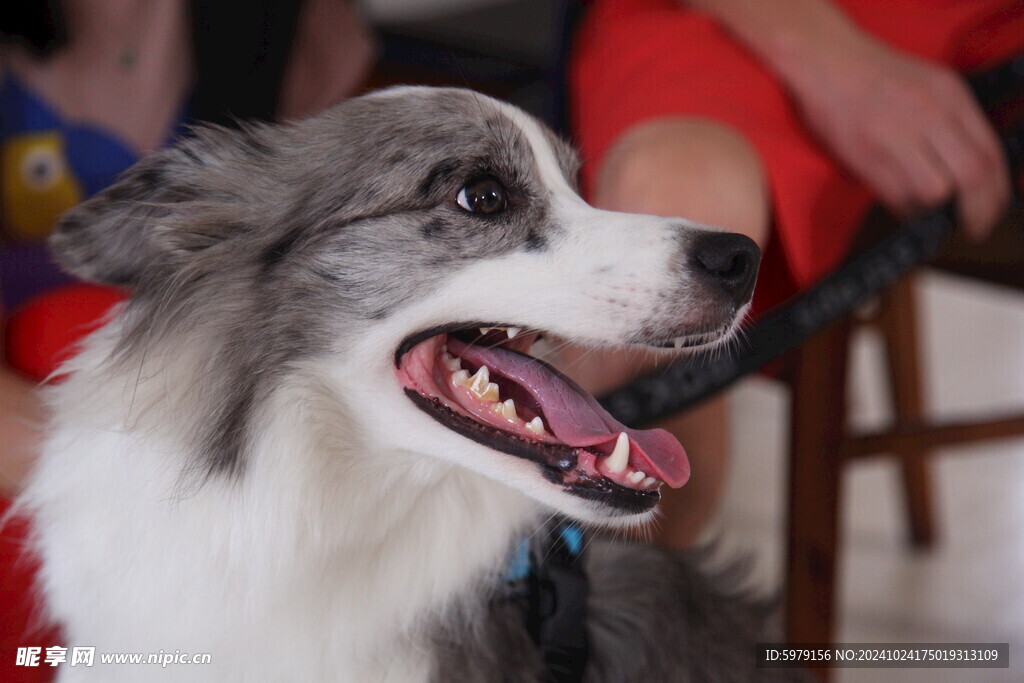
[878,276,937,548]
[785,317,853,680]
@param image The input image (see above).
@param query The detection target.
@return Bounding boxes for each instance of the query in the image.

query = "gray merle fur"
[429,540,811,682]
[50,88,572,478]
[47,88,791,679]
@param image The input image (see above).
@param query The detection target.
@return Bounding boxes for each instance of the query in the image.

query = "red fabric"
[2,284,125,683]
[0,499,59,683]
[4,284,126,383]
[571,0,1024,312]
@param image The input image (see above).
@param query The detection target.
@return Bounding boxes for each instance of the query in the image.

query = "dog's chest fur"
[28,330,787,683]
[30,333,540,681]
[20,88,800,681]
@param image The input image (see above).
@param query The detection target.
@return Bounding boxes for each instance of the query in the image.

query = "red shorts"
[571,0,1024,310]
[1,284,124,683]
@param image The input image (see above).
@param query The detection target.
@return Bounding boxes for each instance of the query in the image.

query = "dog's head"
[51,87,758,525]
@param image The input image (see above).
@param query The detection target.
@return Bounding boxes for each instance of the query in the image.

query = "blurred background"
[724,271,1024,682]
[367,5,1024,679]
[2,1,1023,681]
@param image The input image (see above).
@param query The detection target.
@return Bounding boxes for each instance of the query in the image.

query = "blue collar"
[503,519,588,682]
[504,520,584,582]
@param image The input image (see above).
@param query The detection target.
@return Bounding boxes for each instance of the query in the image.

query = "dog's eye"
[456,177,507,215]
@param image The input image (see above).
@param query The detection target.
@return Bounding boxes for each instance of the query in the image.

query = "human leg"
[558,117,769,548]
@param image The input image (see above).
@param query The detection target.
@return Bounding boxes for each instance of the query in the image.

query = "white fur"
[18,95,735,681]
[25,327,537,681]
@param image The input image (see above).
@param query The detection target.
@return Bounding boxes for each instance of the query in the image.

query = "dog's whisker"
[25,86,767,680]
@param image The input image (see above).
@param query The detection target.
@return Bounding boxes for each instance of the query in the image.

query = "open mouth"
[394,325,692,513]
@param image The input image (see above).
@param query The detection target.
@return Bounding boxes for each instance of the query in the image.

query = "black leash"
[504,519,589,682]
[502,52,1024,683]
[600,53,1024,426]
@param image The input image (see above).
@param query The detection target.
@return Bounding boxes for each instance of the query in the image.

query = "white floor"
[721,271,1024,682]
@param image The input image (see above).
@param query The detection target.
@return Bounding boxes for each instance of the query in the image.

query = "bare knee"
[593,118,770,247]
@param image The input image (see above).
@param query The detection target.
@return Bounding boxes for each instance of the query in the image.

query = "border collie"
[20,87,805,681]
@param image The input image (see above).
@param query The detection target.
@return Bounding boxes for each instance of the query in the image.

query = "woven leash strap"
[600,52,1024,425]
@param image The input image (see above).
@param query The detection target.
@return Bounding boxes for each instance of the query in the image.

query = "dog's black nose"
[690,231,761,306]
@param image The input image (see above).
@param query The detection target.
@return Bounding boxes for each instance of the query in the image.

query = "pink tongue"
[447,338,689,488]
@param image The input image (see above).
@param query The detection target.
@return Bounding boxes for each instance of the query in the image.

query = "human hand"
[786,35,1011,240]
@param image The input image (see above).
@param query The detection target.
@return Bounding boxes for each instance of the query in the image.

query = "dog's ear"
[49,125,266,287]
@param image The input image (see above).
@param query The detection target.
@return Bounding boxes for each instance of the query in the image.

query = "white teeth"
[642,477,659,489]
[470,368,500,402]
[469,366,499,401]
[500,398,517,420]
[441,352,462,372]
[452,369,470,387]
[605,432,630,473]
[469,365,489,392]
[673,337,685,349]
[491,399,517,420]
[627,470,646,485]
[526,416,546,434]
[480,326,521,339]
